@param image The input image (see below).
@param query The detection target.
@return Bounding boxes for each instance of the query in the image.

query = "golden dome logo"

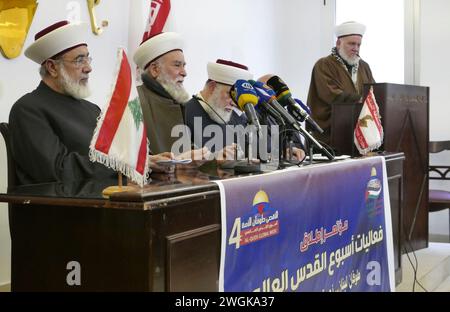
[234,189,279,247]
[253,190,269,215]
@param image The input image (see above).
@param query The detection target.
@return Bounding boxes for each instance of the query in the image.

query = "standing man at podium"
[307,21,375,145]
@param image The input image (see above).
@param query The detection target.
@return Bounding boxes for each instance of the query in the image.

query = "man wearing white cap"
[185,61,305,161]
[8,20,116,185]
[184,59,251,153]
[307,21,375,145]
[134,32,208,159]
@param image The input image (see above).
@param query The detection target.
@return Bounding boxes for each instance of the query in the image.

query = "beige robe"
[307,55,375,145]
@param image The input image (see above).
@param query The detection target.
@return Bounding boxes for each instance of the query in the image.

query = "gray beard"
[338,47,360,66]
[59,66,91,99]
[156,72,190,104]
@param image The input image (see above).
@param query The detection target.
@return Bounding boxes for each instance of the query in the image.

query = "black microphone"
[248,81,285,127]
[253,79,334,161]
[258,101,286,127]
[266,75,324,134]
[249,80,302,132]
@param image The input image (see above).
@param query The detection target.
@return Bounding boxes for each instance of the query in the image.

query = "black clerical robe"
[184,96,247,152]
[9,81,116,185]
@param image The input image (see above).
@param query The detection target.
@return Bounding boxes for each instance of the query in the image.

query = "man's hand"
[285,147,306,161]
[149,152,175,173]
[215,144,238,165]
[176,146,211,161]
[175,146,212,169]
[216,144,237,160]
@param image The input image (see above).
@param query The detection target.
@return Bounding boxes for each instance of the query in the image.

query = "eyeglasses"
[59,56,92,68]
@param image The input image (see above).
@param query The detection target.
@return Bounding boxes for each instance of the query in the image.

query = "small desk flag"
[354,86,384,155]
[89,48,150,186]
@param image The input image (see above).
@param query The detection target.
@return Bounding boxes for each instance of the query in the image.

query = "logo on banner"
[365,167,383,217]
[228,190,280,249]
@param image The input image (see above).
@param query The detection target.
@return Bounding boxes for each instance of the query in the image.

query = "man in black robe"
[8,21,118,185]
[184,59,252,159]
[185,61,305,162]
[9,21,171,185]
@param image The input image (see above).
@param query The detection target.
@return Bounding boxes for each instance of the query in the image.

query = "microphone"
[249,80,302,132]
[248,80,285,127]
[230,79,261,132]
[294,98,311,115]
[254,79,334,161]
[266,75,323,134]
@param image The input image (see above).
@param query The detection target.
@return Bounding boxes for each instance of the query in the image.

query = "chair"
[428,140,450,240]
[0,122,17,189]
[0,122,17,239]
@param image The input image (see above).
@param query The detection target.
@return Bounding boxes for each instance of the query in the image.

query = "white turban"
[25,21,88,64]
[207,59,253,86]
[133,32,184,70]
[335,21,366,38]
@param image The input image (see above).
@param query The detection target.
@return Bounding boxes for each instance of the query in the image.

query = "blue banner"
[215,157,395,292]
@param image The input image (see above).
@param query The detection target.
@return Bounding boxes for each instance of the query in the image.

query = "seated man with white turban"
[185,60,305,162]
[184,59,250,158]
[133,32,209,160]
[9,21,118,185]
[9,21,173,185]
[307,21,375,145]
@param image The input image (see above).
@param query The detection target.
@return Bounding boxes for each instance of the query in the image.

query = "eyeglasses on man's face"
[59,56,93,68]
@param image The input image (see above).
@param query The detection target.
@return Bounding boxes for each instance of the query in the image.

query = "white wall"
[420,0,450,238]
[336,0,405,84]
[271,0,325,101]
[0,0,329,287]
[170,0,278,94]
[420,0,450,140]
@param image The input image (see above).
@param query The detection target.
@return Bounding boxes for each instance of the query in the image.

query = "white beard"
[59,66,92,99]
[338,47,360,66]
[156,71,191,104]
[201,90,233,124]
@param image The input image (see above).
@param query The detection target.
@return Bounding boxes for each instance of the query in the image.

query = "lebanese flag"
[354,86,384,155]
[142,0,171,42]
[89,48,150,186]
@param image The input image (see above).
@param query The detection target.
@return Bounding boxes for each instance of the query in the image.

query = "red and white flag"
[133,0,172,84]
[142,0,171,42]
[354,86,384,155]
[89,48,150,186]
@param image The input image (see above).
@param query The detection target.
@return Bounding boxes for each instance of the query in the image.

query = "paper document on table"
[156,159,192,165]
[305,154,351,161]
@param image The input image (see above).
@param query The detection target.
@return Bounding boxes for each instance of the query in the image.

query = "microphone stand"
[284,105,329,163]
[308,141,314,165]
[279,131,298,169]
[234,127,265,174]
[297,125,334,161]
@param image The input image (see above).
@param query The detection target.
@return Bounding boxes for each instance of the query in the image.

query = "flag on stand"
[142,0,171,42]
[354,86,384,155]
[89,48,150,186]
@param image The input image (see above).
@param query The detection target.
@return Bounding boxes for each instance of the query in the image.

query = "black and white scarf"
[332,47,359,86]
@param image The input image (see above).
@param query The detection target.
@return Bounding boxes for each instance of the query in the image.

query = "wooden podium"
[331,83,429,251]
